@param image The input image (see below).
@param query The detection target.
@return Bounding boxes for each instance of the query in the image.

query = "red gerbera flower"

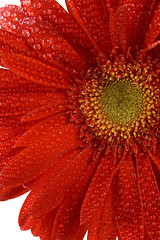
[0,0,160,239]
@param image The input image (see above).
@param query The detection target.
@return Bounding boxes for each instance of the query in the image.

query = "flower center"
[101,81,144,124]
[78,58,159,144]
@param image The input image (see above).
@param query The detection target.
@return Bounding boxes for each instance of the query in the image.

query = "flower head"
[0,0,160,240]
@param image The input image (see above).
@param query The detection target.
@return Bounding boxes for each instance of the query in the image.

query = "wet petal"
[143,3,160,48]
[20,15,90,75]
[81,152,115,225]
[147,145,160,171]
[109,3,155,53]
[18,148,81,230]
[65,0,112,56]
[0,185,28,201]
[38,208,59,240]
[52,156,99,240]
[15,114,69,147]
[0,4,90,74]
[0,118,80,191]
[70,225,87,240]
[21,101,67,122]
[31,221,41,237]
[23,0,97,64]
[19,145,95,229]
[1,53,73,88]
[0,30,37,59]
[20,0,31,7]
[0,115,33,171]
[114,153,143,240]
[87,188,117,240]
[0,69,62,173]
[137,153,160,239]
[0,5,24,36]
[0,69,62,117]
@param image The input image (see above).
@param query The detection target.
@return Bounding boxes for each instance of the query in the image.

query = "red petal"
[0,30,37,59]
[19,145,95,229]
[52,150,99,239]
[20,0,31,7]
[21,101,68,122]
[38,208,59,240]
[102,0,121,10]
[65,0,112,56]
[0,5,24,36]
[70,225,87,240]
[109,3,155,53]
[21,103,67,122]
[20,15,90,75]
[143,3,160,48]
[20,89,68,122]
[22,0,97,64]
[18,148,81,230]
[0,140,23,172]
[31,221,41,236]
[0,69,63,117]
[0,70,68,172]
[28,148,82,192]
[0,4,90,75]
[114,153,143,239]
[87,188,117,240]
[0,117,80,191]
[0,76,54,174]
[0,116,33,171]
[123,0,155,4]
[137,154,160,239]
[144,228,152,240]
[15,113,69,147]
[147,145,160,171]
[0,185,28,201]
[1,53,73,88]
[80,152,115,225]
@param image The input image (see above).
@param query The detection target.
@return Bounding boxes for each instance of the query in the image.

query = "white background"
[0,1,118,239]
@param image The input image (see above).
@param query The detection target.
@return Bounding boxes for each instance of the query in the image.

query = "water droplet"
[31,27,40,34]
[34,2,42,9]
[21,0,31,7]
[2,10,11,18]
[24,18,36,25]
[12,25,16,30]
[42,38,52,48]
[37,15,42,21]
[11,13,17,17]
[27,37,34,43]
[150,215,156,220]
[33,43,41,50]
[22,29,31,37]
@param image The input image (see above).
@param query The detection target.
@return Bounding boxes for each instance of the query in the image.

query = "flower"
[0,0,160,239]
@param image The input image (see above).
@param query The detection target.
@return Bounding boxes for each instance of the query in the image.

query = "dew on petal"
[2,10,11,18]
[33,43,42,50]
